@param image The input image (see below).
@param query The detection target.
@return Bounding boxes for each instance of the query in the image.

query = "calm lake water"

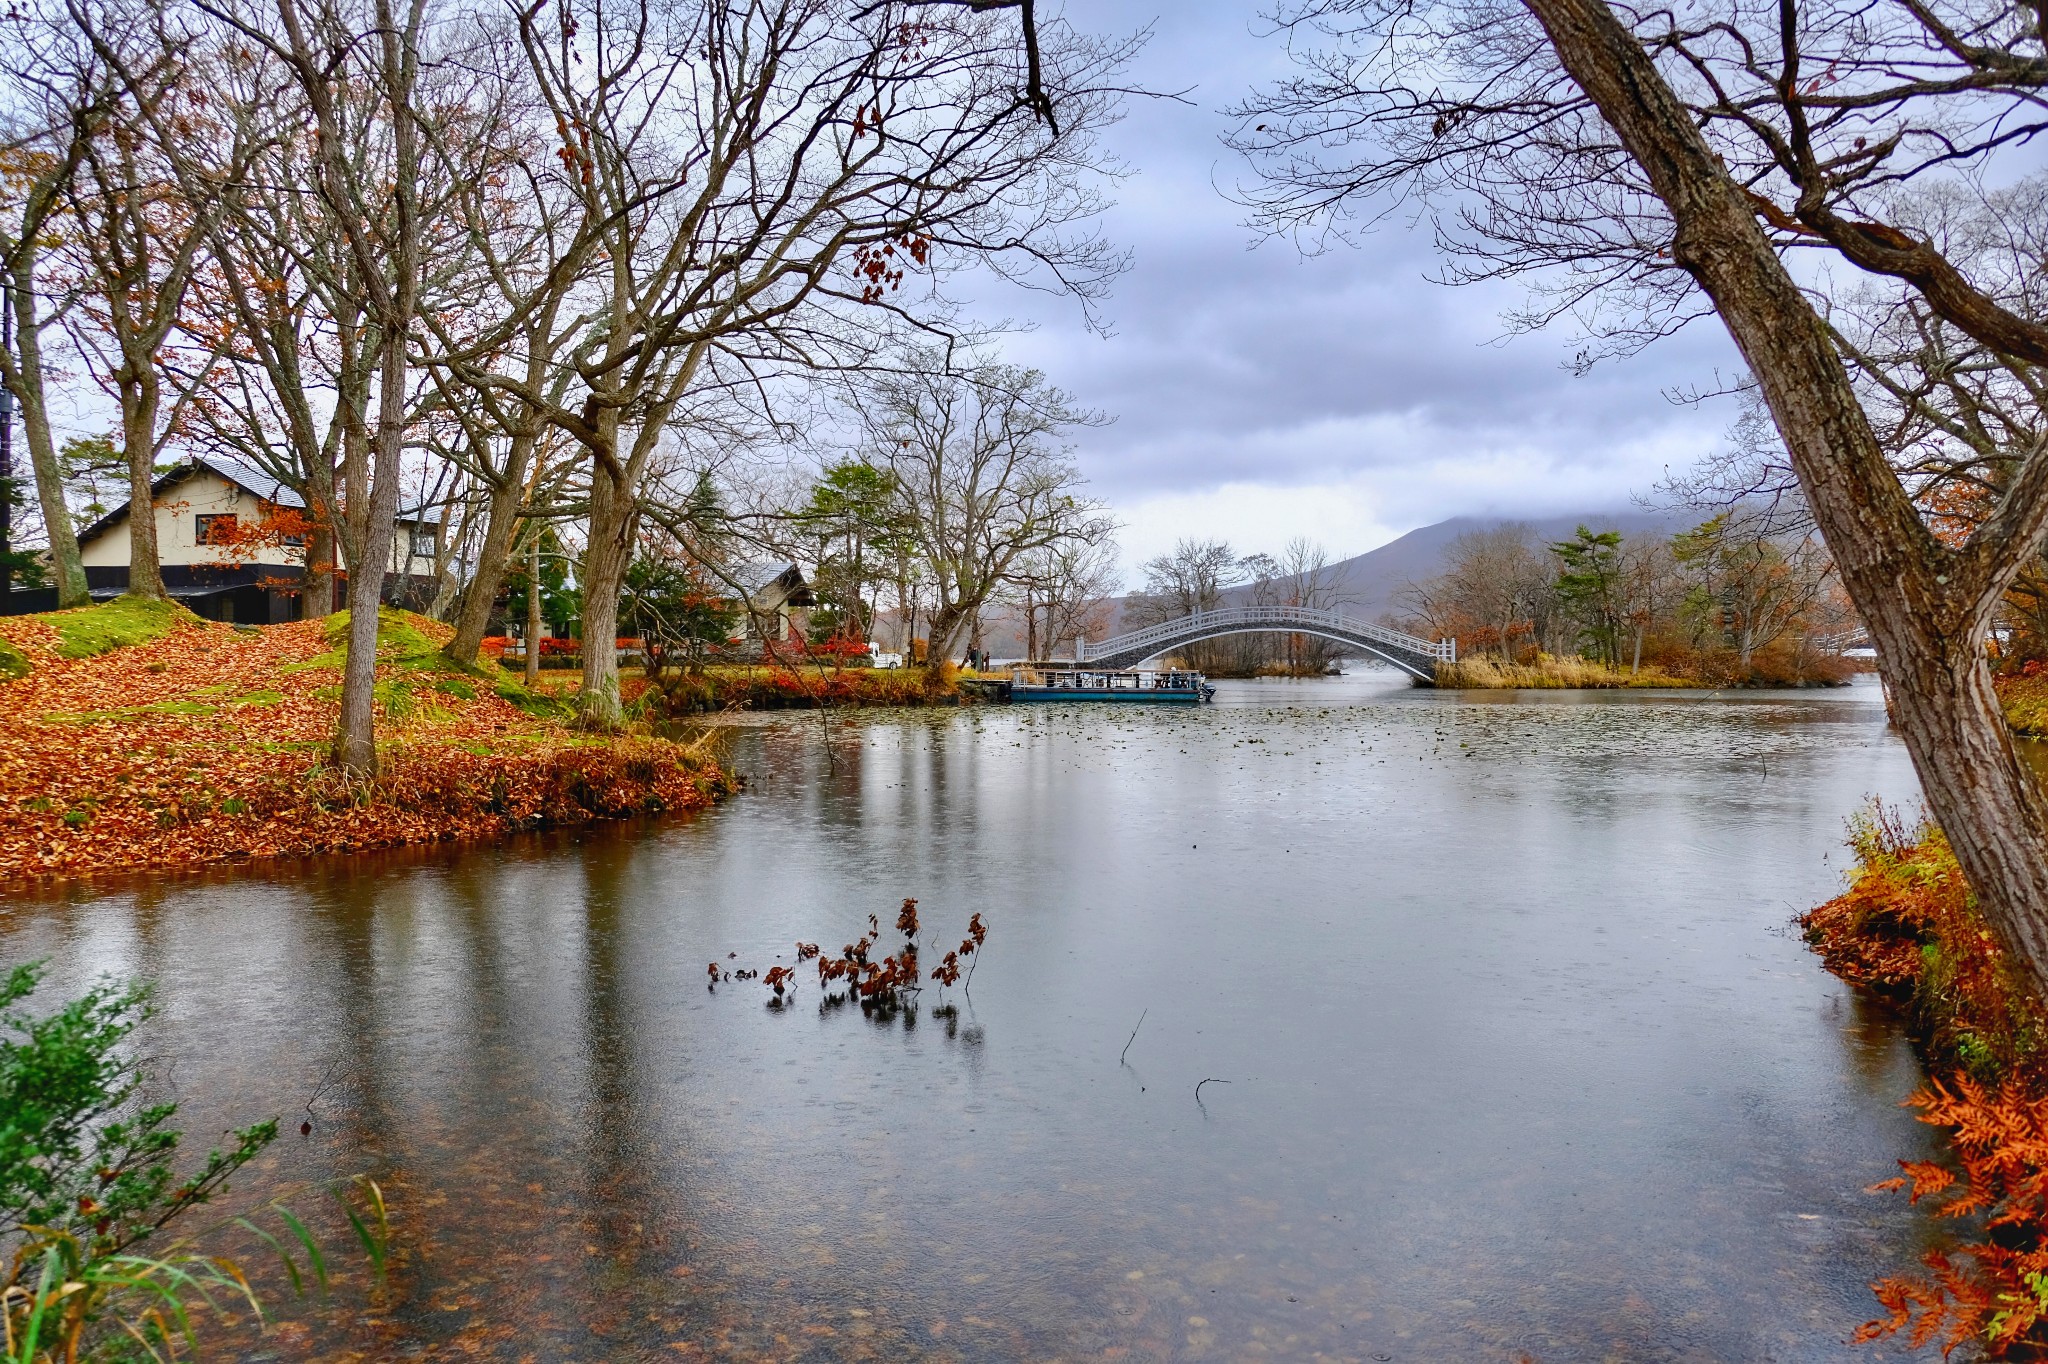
[1,673,1959,1361]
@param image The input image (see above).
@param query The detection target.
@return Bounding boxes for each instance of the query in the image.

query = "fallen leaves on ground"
[1998,663,2048,736]
[0,609,731,885]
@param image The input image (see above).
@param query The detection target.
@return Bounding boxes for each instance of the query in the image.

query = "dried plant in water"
[709,901,989,1015]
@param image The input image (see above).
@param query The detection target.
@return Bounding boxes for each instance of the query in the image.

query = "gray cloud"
[968,0,1748,564]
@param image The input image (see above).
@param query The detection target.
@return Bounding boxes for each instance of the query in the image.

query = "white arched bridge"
[1075,606,1457,681]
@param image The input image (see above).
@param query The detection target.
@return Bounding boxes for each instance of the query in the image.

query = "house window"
[409,526,437,559]
[195,513,237,546]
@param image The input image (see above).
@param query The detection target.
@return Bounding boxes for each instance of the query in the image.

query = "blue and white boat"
[1007,665,1215,703]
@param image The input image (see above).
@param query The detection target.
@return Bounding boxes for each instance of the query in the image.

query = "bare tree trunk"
[924,601,971,675]
[443,429,535,665]
[304,516,336,618]
[119,366,167,601]
[426,565,459,621]
[423,483,467,622]
[333,329,407,772]
[7,258,87,608]
[338,398,370,575]
[525,529,541,689]
[1527,0,2048,997]
[576,456,635,729]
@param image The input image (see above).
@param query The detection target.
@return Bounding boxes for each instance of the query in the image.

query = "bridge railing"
[1076,605,1455,665]
[1809,628,1872,654]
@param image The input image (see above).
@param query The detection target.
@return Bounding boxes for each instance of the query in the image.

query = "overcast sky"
[974,0,1750,574]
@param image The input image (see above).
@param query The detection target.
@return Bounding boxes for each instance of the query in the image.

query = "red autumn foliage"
[1803,807,2048,1356]
[653,665,958,715]
[0,609,731,886]
[1854,1077,2048,1356]
[801,634,877,660]
[197,499,318,561]
[929,912,987,990]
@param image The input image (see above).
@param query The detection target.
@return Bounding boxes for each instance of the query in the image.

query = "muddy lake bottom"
[0,673,1962,1360]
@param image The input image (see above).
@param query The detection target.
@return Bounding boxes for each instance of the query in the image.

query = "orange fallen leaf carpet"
[0,604,732,886]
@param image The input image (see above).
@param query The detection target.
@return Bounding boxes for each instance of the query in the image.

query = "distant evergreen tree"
[1550,526,1625,665]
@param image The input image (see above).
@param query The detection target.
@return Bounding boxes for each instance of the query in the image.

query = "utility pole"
[0,277,14,603]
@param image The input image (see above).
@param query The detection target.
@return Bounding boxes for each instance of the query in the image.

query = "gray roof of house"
[201,456,308,510]
[73,457,449,544]
[75,457,306,546]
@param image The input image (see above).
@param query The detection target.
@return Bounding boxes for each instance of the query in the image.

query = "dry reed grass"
[1433,653,1698,689]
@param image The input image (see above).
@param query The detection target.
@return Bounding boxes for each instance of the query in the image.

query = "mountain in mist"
[974,508,1684,658]
[1214,509,1682,624]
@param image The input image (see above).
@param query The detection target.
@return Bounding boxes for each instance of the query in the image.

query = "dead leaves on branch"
[0,610,731,886]
[709,899,989,1014]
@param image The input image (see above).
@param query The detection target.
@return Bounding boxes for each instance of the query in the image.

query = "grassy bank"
[1801,811,2048,1356]
[0,601,731,884]
[647,663,965,714]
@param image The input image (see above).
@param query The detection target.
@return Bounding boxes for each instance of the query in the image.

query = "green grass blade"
[339,1180,389,1284]
[275,1206,329,1291]
[342,1206,386,1283]
[17,1245,66,1364]
[235,1216,304,1296]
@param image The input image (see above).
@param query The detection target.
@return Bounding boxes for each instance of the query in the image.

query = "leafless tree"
[63,0,271,602]
[0,0,111,608]
[1616,531,1675,673]
[1236,0,2048,994]
[861,354,1111,667]
[1269,535,1344,671]
[190,0,439,772]
[1125,537,1246,673]
[1399,524,1550,659]
[1129,537,1241,621]
[422,0,1132,726]
[168,87,370,619]
[1002,535,1120,659]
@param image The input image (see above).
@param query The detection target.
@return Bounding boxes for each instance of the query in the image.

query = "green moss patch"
[0,636,28,682]
[313,607,447,668]
[230,689,285,707]
[494,675,571,720]
[373,678,416,721]
[41,596,199,660]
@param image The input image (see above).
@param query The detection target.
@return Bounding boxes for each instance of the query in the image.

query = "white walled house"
[745,564,816,645]
[59,458,442,623]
